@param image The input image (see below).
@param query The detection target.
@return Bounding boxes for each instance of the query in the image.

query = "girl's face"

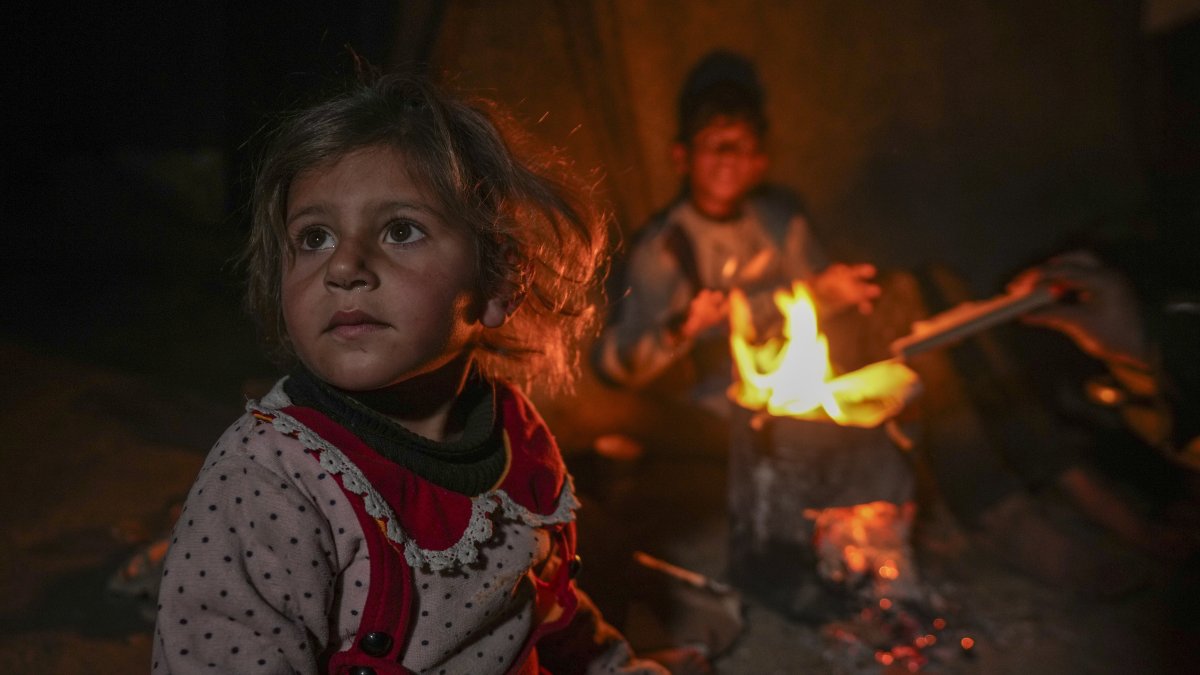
[281,145,507,392]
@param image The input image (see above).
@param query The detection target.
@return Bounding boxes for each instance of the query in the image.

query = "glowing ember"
[832,601,973,673]
[809,501,919,601]
[727,281,919,428]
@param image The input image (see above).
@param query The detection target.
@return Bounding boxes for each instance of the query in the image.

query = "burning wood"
[728,282,919,428]
[725,272,1025,672]
[726,276,926,616]
[808,501,920,602]
[728,279,1061,429]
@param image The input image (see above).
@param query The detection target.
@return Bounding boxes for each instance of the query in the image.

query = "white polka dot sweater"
[152,378,667,675]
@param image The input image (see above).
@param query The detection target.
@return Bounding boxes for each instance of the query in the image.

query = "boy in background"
[595,51,878,429]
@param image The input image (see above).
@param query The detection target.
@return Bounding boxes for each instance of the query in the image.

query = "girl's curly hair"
[243,72,610,394]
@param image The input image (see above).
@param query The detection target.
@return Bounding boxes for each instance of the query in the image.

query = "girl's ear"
[484,241,527,328]
[481,294,520,328]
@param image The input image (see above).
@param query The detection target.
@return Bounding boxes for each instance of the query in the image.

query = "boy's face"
[674,116,768,219]
[280,145,507,392]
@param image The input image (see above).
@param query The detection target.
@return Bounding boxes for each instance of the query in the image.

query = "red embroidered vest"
[259,384,579,675]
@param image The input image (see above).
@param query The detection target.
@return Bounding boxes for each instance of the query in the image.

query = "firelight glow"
[727,281,919,428]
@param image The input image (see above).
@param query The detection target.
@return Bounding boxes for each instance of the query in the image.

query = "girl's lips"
[329,322,388,339]
[326,310,389,337]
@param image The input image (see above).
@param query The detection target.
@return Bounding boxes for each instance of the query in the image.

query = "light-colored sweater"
[152,378,664,674]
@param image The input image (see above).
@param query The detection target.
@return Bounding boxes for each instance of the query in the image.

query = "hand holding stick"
[1007,251,1151,369]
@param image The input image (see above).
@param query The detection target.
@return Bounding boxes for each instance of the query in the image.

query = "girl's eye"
[297,227,334,251]
[384,219,427,245]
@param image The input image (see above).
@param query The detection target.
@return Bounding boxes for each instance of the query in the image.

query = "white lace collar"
[252,378,579,572]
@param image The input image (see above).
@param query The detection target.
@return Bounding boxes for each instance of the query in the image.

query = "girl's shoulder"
[184,381,357,547]
[492,381,564,465]
[491,381,578,517]
[196,379,326,486]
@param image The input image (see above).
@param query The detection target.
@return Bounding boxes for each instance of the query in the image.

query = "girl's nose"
[324,238,380,291]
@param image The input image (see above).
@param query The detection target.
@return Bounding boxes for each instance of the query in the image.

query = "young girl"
[152,72,675,675]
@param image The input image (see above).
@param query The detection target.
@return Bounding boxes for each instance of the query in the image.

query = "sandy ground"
[1,340,1197,674]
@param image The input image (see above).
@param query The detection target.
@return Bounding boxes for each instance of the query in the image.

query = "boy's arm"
[595,228,701,389]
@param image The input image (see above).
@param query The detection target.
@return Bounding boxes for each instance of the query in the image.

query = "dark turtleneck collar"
[283,368,507,496]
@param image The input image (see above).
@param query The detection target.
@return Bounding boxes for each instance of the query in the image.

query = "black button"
[349,667,376,675]
[569,554,583,578]
[360,631,393,657]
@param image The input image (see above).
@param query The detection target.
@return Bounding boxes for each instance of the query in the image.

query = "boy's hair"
[244,72,609,393]
[677,50,767,144]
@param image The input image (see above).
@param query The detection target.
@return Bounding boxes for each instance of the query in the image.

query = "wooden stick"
[889,285,1059,359]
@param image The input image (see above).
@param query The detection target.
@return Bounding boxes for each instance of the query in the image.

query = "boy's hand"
[812,263,880,315]
[679,288,729,339]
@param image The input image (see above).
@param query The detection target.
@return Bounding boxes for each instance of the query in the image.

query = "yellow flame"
[728,281,919,428]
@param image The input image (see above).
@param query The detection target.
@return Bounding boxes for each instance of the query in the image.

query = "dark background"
[3,1,1198,407]
[6,2,404,399]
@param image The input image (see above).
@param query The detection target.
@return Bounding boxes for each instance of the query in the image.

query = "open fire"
[723,276,1025,671]
[725,278,959,672]
[725,279,923,604]
[727,281,919,428]
[722,276,1063,670]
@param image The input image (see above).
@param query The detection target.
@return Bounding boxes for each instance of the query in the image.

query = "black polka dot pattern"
[153,408,361,673]
[152,384,650,674]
